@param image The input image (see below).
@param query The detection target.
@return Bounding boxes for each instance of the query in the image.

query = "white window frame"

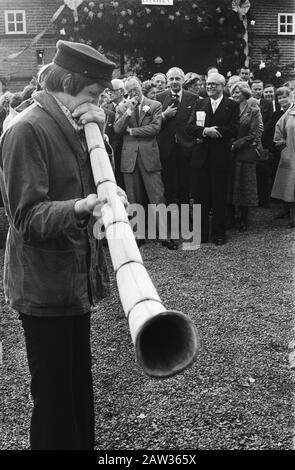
[4,10,26,35]
[278,13,295,35]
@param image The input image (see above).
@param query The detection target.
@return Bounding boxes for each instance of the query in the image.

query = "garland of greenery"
[56,0,254,73]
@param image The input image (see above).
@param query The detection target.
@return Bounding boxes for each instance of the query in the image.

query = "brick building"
[0,0,60,94]
[250,0,295,73]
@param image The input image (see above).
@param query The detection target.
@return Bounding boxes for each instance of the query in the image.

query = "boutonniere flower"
[142,105,150,113]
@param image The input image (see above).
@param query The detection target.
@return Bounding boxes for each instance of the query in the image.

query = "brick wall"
[0,0,61,92]
[250,0,295,69]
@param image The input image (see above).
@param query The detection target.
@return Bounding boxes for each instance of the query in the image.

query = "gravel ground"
[0,204,295,450]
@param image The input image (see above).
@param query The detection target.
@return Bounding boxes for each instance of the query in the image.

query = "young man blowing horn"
[0,40,127,450]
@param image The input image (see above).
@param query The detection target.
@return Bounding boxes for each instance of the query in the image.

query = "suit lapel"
[239,101,251,124]
[203,98,213,126]
[178,90,188,112]
[139,97,147,126]
[212,96,225,118]
[161,91,173,111]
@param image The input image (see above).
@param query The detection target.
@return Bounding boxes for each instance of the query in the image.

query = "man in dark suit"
[251,80,274,207]
[186,73,239,245]
[251,80,274,125]
[263,84,280,113]
[156,67,198,205]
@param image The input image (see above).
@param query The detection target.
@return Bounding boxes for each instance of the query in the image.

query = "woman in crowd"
[229,81,263,231]
[183,72,202,96]
[225,75,241,98]
[271,101,295,227]
[142,80,158,100]
[151,73,167,92]
[269,87,293,194]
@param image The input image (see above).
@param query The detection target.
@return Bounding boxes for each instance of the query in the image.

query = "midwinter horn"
[84,122,200,378]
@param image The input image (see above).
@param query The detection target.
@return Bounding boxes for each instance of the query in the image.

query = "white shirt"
[272,100,276,112]
[210,95,223,114]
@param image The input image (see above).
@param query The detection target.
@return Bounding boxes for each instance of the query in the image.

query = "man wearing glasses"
[186,73,239,245]
[104,78,126,187]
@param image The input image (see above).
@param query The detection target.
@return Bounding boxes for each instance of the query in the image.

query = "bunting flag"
[0,3,67,64]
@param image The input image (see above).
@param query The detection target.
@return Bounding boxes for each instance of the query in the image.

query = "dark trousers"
[20,312,94,450]
[113,142,125,190]
[161,143,192,205]
[161,154,177,205]
[175,144,192,204]
[192,164,228,240]
[256,160,272,206]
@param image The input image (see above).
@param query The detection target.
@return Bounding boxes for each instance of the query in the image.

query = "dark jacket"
[102,101,116,144]
[185,96,239,171]
[156,89,198,159]
[259,98,273,126]
[0,91,109,317]
[258,98,273,149]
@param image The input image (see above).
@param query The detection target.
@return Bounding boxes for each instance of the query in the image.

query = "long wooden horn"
[84,122,200,378]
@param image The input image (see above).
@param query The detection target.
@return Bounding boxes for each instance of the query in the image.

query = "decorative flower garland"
[56,0,255,72]
[232,1,251,66]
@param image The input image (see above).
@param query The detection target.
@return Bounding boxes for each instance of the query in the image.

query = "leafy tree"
[56,0,253,76]
[251,39,295,87]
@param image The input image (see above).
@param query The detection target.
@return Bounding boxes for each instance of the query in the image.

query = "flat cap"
[53,40,116,85]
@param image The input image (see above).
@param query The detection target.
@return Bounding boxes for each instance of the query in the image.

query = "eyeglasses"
[206,83,219,88]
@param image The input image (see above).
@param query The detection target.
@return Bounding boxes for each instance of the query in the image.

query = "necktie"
[134,104,140,124]
[173,93,180,103]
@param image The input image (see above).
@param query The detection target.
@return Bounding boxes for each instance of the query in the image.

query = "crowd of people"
[86,65,295,245]
[1,64,295,246]
[1,39,295,451]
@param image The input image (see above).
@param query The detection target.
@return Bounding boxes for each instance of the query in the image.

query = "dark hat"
[53,40,116,87]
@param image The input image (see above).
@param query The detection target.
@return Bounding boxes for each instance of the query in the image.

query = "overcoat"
[271,105,295,202]
[0,91,110,317]
[231,102,263,206]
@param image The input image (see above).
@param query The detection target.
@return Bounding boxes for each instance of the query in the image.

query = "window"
[4,10,26,34]
[278,13,295,35]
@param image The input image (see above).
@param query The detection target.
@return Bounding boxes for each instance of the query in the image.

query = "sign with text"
[142,0,174,5]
